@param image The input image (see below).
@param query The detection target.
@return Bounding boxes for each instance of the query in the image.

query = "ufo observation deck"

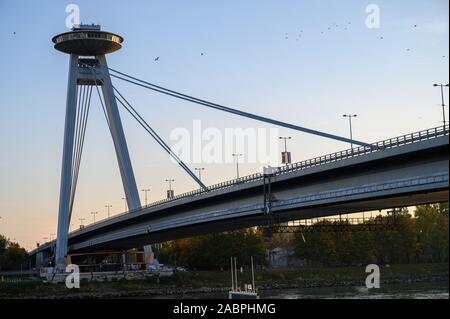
[52,24,123,56]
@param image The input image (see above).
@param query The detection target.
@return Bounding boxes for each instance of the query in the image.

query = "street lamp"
[165,179,175,199]
[232,153,243,179]
[105,204,113,218]
[141,189,151,206]
[78,218,85,228]
[91,211,98,224]
[433,83,449,127]
[279,136,292,166]
[342,114,357,149]
[194,168,205,181]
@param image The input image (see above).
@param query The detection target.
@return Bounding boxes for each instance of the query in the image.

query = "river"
[150,282,449,299]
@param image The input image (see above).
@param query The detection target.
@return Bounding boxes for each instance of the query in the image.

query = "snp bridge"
[38,24,449,270]
[31,126,449,264]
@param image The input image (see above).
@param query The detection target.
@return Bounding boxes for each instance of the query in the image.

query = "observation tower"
[52,24,141,270]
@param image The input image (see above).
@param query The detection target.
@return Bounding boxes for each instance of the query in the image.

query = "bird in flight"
[154,57,160,61]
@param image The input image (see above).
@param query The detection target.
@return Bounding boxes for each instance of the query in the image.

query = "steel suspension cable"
[72,85,88,180]
[71,85,84,183]
[80,62,206,190]
[108,68,375,149]
[69,85,93,218]
[83,65,111,130]
[113,86,207,191]
[69,85,85,211]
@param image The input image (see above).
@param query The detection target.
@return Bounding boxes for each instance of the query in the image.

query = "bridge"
[29,24,449,270]
[30,125,449,267]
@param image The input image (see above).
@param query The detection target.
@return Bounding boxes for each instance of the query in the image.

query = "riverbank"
[0,263,448,299]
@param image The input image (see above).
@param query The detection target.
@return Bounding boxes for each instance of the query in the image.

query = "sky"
[0,0,448,250]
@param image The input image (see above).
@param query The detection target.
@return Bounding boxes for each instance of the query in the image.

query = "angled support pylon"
[55,53,79,270]
[53,25,141,270]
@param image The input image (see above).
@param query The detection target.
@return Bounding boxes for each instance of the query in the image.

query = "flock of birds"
[149,21,447,62]
[285,21,352,41]
[281,22,447,58]
[10,21,447,61]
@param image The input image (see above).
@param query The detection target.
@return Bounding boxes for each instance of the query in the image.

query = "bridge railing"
[75,125,448,230]
[279,124,449,174]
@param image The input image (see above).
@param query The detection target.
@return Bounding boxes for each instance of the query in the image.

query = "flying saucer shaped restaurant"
[52,24,123,56]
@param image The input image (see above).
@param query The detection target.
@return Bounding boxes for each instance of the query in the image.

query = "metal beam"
[97,55,141,211]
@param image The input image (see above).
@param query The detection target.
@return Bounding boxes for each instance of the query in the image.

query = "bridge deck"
[30,126,449,256]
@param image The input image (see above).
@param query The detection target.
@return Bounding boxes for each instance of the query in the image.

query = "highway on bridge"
[30,126,449,262]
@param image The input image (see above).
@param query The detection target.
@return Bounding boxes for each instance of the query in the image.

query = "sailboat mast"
[251,256,255,291]
[234,257,238,290]
[230,257,234,291]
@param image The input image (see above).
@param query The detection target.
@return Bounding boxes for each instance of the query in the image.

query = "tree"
[415,204,449,262]
[0,235,29,271]
[158,228,266,270]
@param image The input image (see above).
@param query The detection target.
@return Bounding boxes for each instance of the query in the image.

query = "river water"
[259,282,449,299]
[154,282,448,299]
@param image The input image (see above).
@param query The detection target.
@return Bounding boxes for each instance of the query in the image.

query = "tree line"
[293,203,448,266]
[158,203,448,269]
[0,235,29,271]
[0,203,447,271]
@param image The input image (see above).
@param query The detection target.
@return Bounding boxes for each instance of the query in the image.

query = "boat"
[228,256,259,299]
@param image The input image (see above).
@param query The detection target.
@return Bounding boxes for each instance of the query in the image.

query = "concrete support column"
[55,54,79,271]
[143,245,154,266]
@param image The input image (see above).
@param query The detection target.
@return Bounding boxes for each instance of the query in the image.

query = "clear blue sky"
[0,0,448,249]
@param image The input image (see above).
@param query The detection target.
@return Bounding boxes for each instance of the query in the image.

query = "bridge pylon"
[52,24,141,270]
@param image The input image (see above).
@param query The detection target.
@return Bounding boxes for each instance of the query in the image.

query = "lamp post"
[279,136,292,166]
[78,218,85,228]
[141,189,150,206]
[194,168,205,181]
[91,211,98,224]
[433,83,449,127]
[105,204,112,218]
[342,114,357,149]
[232,153,243,179]
[165,179,175,199]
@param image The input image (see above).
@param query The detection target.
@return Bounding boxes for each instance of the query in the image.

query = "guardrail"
[143,125,449,207]
[74,125,449,231]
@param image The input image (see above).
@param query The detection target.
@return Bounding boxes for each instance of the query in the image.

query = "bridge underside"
[31,133,449,263]
[73,188,449,252]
